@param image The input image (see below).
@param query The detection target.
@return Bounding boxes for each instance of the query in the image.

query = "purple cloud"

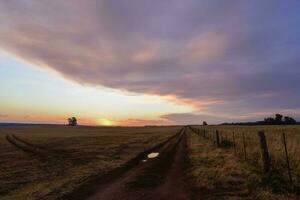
[1,0,300,122]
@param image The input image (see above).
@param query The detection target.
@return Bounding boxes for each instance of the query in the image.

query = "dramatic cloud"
[161,113,225,125]
[1,0,300,122]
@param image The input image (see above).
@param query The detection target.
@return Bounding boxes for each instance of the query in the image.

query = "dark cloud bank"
[1,0,300,123]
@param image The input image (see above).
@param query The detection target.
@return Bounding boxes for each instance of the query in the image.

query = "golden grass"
[188,127,297,200]
[193,125,300,187]
[188,126,300,199]
[0,125,180,200]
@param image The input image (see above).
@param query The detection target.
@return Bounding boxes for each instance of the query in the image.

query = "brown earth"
[82,127,191,200]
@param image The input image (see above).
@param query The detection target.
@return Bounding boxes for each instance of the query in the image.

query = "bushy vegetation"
[222,114,297,125]
[263,114,296,125]
[67,117,78,126]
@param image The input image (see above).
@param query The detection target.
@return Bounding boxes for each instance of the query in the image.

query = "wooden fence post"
[242,132,247,160]
[220,132,223,143]
[213,131,216,144]
[216,130,220,147]
[282,132,293,186]
[258,131,270,173]
[232,132,236,154]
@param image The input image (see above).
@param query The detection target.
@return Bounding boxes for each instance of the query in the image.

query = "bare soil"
[83,127,191,200]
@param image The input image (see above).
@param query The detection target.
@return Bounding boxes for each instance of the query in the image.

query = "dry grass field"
[1,125,299,200]
[188,125,300,199]
[0,125,180,200]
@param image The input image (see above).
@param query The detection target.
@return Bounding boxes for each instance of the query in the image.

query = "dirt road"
[82,127,190,200]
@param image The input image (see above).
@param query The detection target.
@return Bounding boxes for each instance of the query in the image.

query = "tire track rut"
[6,134,72,174]
[83,127,190,200]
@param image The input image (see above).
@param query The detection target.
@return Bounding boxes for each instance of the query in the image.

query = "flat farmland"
[0,125,180,200]
[1,125,299,200]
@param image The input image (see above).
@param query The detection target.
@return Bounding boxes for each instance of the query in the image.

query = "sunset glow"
[98,118,115,126]
[1,1,300,125]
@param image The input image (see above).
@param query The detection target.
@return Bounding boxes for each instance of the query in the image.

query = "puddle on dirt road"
[147,152,159,159]
[141,152,159,163]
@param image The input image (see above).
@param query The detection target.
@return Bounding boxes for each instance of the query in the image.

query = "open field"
[0,125,299,200]
[0,125,180,200]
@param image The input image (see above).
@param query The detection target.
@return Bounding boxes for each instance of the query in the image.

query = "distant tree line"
[221,114,298,126]
[263,114,296,125]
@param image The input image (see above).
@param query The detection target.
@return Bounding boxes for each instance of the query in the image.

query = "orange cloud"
[132,46,158,63]
[162,94,222,109]
[184,32,227,62]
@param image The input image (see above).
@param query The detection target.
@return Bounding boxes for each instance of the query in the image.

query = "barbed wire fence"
[188,126,300,194]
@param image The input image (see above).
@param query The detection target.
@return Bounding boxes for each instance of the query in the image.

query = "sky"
[0,0,300,126]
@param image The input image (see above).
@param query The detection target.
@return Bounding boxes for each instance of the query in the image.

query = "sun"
[98,118,115,126]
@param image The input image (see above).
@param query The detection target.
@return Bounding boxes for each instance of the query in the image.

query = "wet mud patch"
[127,135,182,189]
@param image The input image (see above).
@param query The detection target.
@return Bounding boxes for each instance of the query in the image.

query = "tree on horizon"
[68,117,77,126]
